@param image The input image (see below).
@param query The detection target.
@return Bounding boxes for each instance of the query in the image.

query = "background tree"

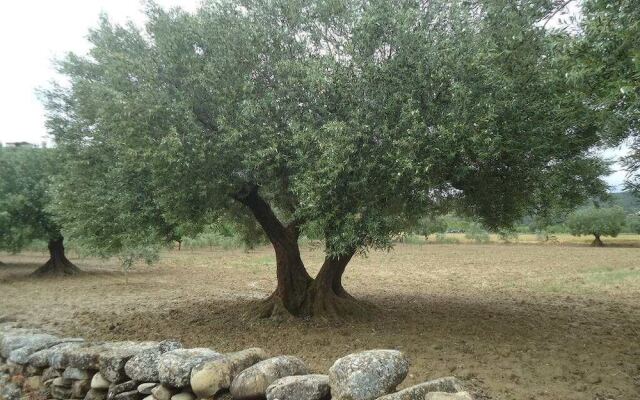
[628,215,640,234]
[414,217,448,241]
[46,0,607,318]
[0,147,80,275]
[567,206,626,246]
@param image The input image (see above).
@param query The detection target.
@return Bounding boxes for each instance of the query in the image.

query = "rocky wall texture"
[0,323,473,400]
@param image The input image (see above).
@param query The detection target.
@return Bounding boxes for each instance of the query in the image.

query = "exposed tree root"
[32,258,81,276]
[32,238,81,277]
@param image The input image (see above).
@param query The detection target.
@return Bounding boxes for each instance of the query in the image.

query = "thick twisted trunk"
[591,234,604,247]
[234,186,366,319]
[32,237,81,276]
[234,186,312,317]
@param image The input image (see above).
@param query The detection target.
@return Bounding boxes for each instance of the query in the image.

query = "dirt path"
[1,243,639,399]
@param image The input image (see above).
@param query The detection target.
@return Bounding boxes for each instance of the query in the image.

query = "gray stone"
[99,341,159,383]
[64,367,91,380]
[376,377,466,400]
[266,374,330,400]
[151,384,176,400]
[0,382,21,400]
[23,375,44,392]
[42,367,62,381]
[190,347,269,398]
[107,380,138,400]
[141,396,154,400]
[114,390,142,400]
[230,355,309,400]
[170,392,195,400]
[28,341,86,369]
[124,340,182,382]
[158,348,220,388]
[25,364,44,377]
[85,389,109,400]
[52,385,73,399]
[8,335,67,364]
[72,379,92,399]
[91,372,111,390]
[424,392,473,400]
[136,383,157,395]
[328,349,410,400]
[0,329,50,358]
[67,343,116,370]
[53,376,73,387]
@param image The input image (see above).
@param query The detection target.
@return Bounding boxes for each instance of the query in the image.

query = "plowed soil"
[1,242,639,400]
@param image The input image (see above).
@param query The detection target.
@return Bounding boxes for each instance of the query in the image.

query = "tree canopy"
[567,206,626,246]
[0,147,80,275]
[573,0,640,192]
[45,0,608,317]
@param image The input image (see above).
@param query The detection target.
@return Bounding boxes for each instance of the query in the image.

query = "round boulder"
[158,348,220,388]
[230,355,309,400]
[328,350,409,400]
[266,374,330,400]
[190,348,268,398]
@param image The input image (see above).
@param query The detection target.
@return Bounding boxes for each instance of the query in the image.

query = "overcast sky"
[0,0,629,189]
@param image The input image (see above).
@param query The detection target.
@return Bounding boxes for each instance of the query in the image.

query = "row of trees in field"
[412,206,640,246]
[1,0,638,318]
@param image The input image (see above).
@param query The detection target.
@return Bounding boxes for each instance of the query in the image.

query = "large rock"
[23,375,43,392]
[28,341,86,368]
[230,355,309,400]
[190,347,269,398]
[158,348,220,388]
[328,350,409,400]
[424,392,473,400]
[1,332,59,359]
[124,340,182,382]
[266,374,330,400]
[8,335,70,364]
[99,341,160,383]
[62,343,112,370]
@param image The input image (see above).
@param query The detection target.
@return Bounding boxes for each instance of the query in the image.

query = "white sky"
[0,0,629,190]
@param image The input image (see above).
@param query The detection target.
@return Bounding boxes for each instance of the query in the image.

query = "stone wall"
[0,323,473,400]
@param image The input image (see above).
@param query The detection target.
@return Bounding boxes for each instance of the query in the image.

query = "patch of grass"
[582,267,640,285]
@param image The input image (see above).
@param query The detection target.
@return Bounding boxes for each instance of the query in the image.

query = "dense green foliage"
[45,0,606,258]
[567,206,626,242]
[0,148,60,252]
[574,0,640,192]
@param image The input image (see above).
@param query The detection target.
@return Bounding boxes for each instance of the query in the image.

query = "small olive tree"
[414,217,448,241]
[0,147,80,275]
[567,207,626,246]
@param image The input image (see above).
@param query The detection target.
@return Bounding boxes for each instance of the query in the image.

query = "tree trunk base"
[32,258,81,276]
[591,237,605,247]
[250,285,376,321]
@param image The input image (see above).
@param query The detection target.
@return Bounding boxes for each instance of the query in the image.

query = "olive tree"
[45,0,607,318]
[0,147,80,275]
[567,207,626,246]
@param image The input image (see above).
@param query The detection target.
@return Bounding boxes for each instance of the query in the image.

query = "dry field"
[1,237,640,400]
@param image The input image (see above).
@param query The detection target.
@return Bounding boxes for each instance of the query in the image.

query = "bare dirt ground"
[1,239,639,400]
